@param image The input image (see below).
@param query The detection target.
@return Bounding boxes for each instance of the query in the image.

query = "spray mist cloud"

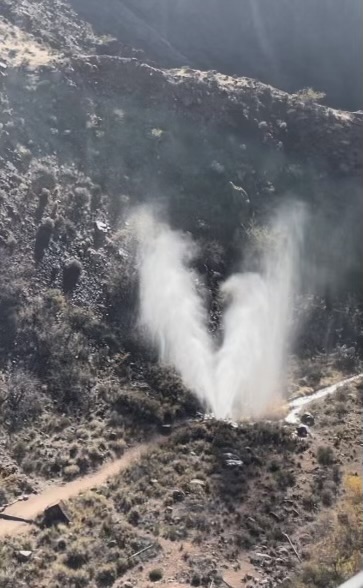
[135,203,305,420]
[135,209,215,407]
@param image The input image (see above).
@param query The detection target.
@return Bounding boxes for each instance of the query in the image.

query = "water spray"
[136,203,305,420]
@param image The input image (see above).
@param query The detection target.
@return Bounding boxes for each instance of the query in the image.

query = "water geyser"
[136,203,305,420]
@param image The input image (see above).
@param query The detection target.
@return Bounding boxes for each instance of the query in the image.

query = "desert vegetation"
[0,1,361,587]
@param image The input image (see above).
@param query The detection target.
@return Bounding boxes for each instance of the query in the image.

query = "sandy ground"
[0,16,58,69]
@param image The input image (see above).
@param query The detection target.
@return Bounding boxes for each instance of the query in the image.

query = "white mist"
[136,209,215,408]
[136,204,305,420]
[215,204,305,418]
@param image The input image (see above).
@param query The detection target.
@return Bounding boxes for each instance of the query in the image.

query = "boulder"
[301,412,315,426]
[94,220,110,248]
[189,479,206,487]
[43,501,71,527]
[172,489,185,502]
[223,453,243,467]
[296,424,309,438]
[16,550,32,562]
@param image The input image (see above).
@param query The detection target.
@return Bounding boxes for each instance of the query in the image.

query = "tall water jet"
[215,202,305,419]
[136,202,305,420]
[136,209,215,408]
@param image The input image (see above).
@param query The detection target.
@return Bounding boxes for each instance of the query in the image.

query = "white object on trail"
[285,373,363,424]
[338,571,363,588]
[0,439,162,538]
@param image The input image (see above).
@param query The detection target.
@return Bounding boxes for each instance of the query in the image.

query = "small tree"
[62,259,82,293]
[1,370,42,432]
[34,217,54,261]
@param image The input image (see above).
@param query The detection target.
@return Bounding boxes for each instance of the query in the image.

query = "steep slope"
[0,2,362,587]
[69,0,362,110]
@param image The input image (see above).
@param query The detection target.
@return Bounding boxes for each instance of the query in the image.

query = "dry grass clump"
[286,474,362,588]
[0,491,159,587]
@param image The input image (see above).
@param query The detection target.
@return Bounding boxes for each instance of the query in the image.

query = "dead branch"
[282,532,301,562]
[129,544,154,559]
[222,579,234,588]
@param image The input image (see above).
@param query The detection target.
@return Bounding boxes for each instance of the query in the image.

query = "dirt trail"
[285,373,363,424]
[1,374,361,540]
[0,439,162,538]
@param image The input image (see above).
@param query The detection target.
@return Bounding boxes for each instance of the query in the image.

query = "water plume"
[215,203,305,418]
[135,209,215,407]
[136,203,305,419]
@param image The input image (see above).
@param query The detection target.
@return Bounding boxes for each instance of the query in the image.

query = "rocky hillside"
[0,2,362,587]
[69,0,362,111]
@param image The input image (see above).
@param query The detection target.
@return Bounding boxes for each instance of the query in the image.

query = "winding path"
[0,373,361,538]
[0,439,162,538]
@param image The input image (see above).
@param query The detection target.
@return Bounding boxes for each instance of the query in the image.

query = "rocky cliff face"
[0,0,361,406]
[69,0,362,111]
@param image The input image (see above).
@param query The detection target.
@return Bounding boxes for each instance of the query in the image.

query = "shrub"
[302,493,318,512]
[74,187,91,208]
[0,487,7,507]
[332,465,342,484]
[292,474,362,587]
[191,573,201,586]
[276,469,295,489]
[301,562,341,588]
[34,217,54,261]
[127,508,140,526]
[235,531,253,549]
[112,391,163,426]
[149,568,163,582]
[295,87,326,103]
[2,370,42,432]
[62,259,82,293]
[12,440,27,462]
[95,564,117,586]
[317,446,335,466]
[64,545,89,569]
[39,188,50,209]
[0,282,20,358]
[321,489,334,507]
[116,557,129,575]
[31,165,56,191]
[54,565,90,588]
[109,439,126,456]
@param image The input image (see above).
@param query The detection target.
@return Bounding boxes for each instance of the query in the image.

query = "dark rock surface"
[69,0,362,111]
